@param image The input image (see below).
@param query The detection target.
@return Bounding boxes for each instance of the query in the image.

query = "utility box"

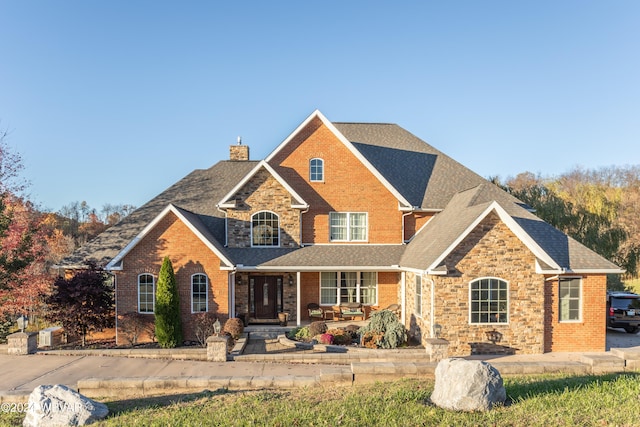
[39,326,63,347]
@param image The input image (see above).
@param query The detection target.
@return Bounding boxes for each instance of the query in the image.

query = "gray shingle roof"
[400,183,621,273]
[59,160,258,268]
[225,245,405,270]
[61,116,620,274]
[334,123,488,209]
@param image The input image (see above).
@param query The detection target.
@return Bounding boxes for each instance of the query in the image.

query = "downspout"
[216,204,228,247]
[229,270,236,318]
[299,206,309,247]
[112,272,118,345]
[401,211,412,243]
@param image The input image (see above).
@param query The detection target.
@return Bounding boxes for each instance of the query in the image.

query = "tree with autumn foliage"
[45,262,114,346]
[496,166,640,284]
[0,194,51,319]
[0,130,52,324]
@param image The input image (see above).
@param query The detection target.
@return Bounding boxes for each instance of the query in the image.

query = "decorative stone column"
[206,335,229,362]
[8,332,38,355]
[425,338,449,362]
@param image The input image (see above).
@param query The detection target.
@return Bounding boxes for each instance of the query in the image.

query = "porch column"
[296,271,301,326]
[400,271,406,325]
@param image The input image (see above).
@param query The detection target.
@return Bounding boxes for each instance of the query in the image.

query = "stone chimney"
[229,136,249,161]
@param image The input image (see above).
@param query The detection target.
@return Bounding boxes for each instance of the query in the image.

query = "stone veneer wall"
[429,212,545,356]
[405,272,432,345]
[233,272,299,321]
[226,168,300,248]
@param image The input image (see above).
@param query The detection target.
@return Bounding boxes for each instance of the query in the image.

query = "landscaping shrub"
[294,326,311,342]
[358,310,406,349]
[223,317,244,340]
[155,257,183,348]
[286,326,301,340]
[120,312,151,346]
[326,328,354,345]
[0,315,12,344]
[309,321,327,337]
[193,312,218,347]
[318,333,334,344]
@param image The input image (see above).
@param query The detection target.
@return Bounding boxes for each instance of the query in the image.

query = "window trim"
[310,158,324,182]
[469,277,509,325]
[138,273,155,314]
[415,275,422,318]
[319,271,378,306]
[329,212,368,242]
[191,273,209,313]
[559,277,582,323]
[251,210,280,247]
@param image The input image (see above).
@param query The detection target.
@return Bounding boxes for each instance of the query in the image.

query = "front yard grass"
[3,373,639,426]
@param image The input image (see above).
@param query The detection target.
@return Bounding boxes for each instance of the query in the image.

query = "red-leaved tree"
[45,262,114,346]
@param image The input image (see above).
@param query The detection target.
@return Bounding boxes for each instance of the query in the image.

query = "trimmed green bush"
[358,310,406,349]
[154,256,183,348]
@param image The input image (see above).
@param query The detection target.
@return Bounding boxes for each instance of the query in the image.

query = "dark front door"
[252,276,282,319]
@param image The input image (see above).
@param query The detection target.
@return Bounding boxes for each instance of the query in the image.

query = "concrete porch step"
[580,353,626,374]
[610,347,640,360]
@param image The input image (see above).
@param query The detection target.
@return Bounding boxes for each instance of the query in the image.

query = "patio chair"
[371,303,401,319]
[338,302,365,321]
[307,303,324,321]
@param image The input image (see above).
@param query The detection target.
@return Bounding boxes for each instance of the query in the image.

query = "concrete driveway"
[606,327,640,350]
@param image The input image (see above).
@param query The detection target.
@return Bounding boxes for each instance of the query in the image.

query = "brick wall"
[544,274,606,352]
[115,211,229,345]
[268,116,403,244]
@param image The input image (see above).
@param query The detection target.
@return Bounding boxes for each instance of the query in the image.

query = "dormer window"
[252,211,279,247]
[310,158,324,182]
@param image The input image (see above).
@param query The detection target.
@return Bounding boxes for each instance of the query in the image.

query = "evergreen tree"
[154,256,182,348]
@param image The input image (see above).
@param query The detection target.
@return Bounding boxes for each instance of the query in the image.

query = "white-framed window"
[469,278,508,324]
[415,275,422,317]
[329,212,367,241]
[320,271,378,306]
[360,272,377,305]
[252,211,279,247]
[138,273,155,314]
[559,277,582,322]
[191,273,208,313]
[310,158,324,182]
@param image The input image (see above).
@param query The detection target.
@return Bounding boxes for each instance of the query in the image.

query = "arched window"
[191,274,208,313]
[469,278,508,324]
[310,158,324,182]
[138,274,155,313]
[252,211,279,247]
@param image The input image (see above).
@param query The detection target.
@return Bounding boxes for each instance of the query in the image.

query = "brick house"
[61,110,622,355]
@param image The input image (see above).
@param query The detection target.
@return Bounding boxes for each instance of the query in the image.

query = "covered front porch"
[229,269,402,327]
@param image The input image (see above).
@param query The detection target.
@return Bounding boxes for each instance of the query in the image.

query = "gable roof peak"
[217,160,308,209]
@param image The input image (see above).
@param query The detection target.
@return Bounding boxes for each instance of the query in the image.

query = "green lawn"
[3,374,639,426]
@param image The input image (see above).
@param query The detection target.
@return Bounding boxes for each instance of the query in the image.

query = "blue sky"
[1,1,638,213]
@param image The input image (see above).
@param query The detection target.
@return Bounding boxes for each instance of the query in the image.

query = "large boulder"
[430,358,506,412]
[23,384,109,427]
